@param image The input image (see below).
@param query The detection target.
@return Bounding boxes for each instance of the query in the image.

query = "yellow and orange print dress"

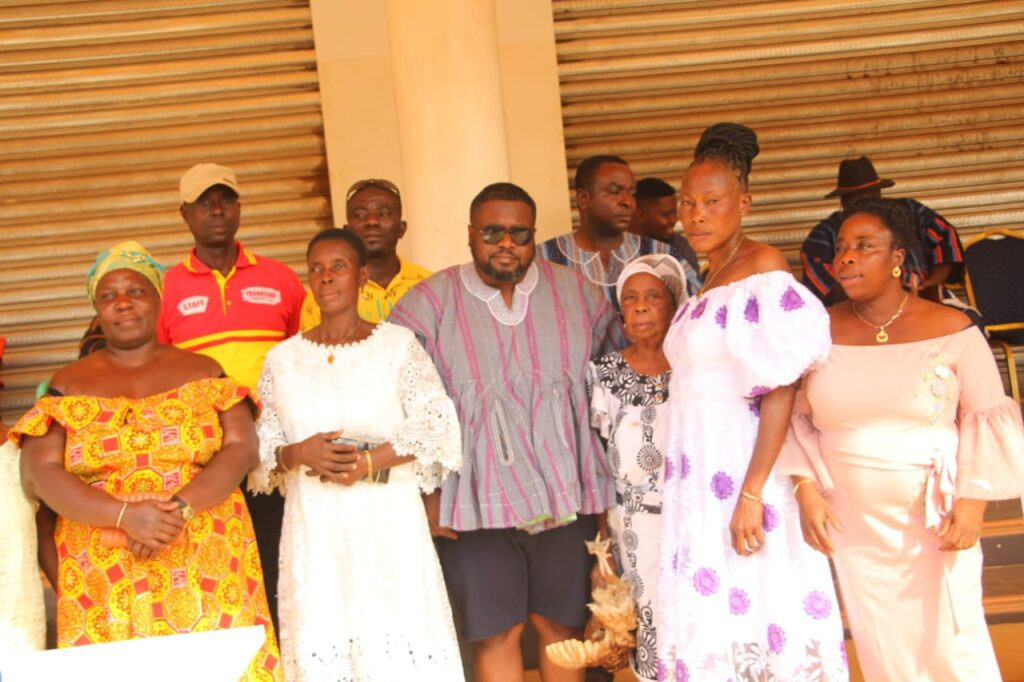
[9,377,282,681]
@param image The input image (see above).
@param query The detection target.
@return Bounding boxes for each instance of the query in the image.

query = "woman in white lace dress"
[250,228,464,682]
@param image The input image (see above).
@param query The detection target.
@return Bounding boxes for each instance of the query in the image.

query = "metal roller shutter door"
[553,0,1024,262]
[0,0,332,417]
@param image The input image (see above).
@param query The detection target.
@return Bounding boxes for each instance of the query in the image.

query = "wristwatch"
[171,494,196,522]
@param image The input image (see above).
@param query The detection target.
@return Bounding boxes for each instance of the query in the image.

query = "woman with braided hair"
[658,123,848,681]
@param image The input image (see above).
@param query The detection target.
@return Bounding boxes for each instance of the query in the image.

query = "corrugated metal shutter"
[553,0,1024,259]
[0,0,331,417]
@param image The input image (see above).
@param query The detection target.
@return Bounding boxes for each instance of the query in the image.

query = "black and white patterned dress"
[587,351,669,682]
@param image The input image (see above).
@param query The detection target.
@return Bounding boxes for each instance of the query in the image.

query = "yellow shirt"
[300,258,432,331]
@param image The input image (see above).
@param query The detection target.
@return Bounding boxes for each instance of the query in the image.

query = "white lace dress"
[251,322,464,682]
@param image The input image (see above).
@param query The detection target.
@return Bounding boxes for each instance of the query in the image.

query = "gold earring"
[892,265,902,278]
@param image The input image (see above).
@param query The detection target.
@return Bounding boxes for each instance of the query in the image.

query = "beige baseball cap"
[179,163,240,204]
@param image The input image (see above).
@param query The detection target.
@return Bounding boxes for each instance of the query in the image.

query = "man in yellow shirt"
[300,178,430,329]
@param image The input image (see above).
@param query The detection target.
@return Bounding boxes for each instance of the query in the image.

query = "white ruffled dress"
[659,272,848,682]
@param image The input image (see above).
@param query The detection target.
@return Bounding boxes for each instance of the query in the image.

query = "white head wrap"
[614,254,688,308]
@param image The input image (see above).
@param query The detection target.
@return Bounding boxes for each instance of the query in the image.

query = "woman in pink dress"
[780,197,1024,681]
[659,123,848,681]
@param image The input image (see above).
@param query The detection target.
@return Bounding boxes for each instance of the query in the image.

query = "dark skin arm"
[21,424,184,554]
[730,383,797,556]
[276,431,414,485]
[36,503,59,587]
[174,400,259,512]
[423,489,458,540]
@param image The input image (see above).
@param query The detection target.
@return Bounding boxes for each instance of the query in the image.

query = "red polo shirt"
[157,242,305,391]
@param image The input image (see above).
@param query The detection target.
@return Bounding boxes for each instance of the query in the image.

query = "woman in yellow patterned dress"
[8,242,282,681]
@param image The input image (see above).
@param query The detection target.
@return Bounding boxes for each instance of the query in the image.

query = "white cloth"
[0,439,45,655]
[252,323,464,682]
[659,272,848,681]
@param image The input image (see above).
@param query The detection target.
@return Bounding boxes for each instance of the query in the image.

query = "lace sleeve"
[391,334,463,494]
[251,361,288,496]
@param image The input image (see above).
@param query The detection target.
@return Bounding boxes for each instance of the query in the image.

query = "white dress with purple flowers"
[659,271,848,682]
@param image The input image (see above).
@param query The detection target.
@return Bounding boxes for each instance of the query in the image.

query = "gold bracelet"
[365,451,374,481]
[115,501,129,529]
[275,444,292,472]
[793,478,814,495]
[739,490,762,504]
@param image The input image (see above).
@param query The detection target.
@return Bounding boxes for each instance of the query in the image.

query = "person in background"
[780,198,1024,681]
[10,242,281,679]
[587,254,688,682]
[658,123,848,680]
[391,182,617,682]
[538,156,699,349]
[252,228,463,680]
[629,177,699,272]
[1,336,46,655]
[801,156,964,304]
[299,178,431,330]
[158,163,305,628]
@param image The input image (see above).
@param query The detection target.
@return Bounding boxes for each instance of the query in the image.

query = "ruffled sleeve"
[720,271,831,398]
[586,360,614,439]
[954,328,1024,500]
[251,362,288,496]
[776,378,836,494]
[391,332,463,494]
[206,377,258,415]
[7,398,62,445]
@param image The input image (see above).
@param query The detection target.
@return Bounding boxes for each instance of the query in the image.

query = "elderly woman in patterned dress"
[588,254,689,682]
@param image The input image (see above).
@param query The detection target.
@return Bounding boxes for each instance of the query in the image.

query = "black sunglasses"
[476,225,535,246]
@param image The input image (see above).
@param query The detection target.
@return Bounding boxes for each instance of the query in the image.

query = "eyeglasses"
[475,225,535,246]
[346,178,401,203]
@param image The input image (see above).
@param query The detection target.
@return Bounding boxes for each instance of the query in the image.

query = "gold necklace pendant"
[852,292,908,344]
[327,352,335,364]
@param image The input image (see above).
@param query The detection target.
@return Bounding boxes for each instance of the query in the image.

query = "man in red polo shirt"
[158,162,305,628]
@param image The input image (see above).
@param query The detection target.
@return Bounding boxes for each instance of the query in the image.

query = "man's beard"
[475,249,534,283]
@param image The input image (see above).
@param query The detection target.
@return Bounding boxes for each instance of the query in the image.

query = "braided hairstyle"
[692,122,760,189]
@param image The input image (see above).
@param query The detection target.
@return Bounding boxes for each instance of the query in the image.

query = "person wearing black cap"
[801,156,964,304]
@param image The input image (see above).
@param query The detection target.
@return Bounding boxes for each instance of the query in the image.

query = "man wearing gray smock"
[391,182,616,682]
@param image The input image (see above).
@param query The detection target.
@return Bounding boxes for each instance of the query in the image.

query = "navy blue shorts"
[436,515,597,642]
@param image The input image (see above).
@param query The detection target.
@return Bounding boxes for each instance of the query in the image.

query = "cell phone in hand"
[332,436,389,483]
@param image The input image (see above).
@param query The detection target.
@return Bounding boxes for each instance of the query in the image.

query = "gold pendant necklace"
[699,236,746,296]
[851,292,909,343]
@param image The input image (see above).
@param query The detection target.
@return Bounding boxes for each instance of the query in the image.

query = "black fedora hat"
[824,156,895,198]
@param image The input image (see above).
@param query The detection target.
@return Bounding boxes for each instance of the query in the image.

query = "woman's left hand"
[729,495,765,556]
[313,447,368,486]
[937,498,987,551]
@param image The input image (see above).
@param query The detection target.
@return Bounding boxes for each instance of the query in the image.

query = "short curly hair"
[841,197,922,257]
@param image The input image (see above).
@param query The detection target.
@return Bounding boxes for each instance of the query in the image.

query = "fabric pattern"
[299,257,431,330]
[251,322,464,681]
[9,378,281,681]
[779,327,1024,681]
[538,232,700,350]
[801,197,964,302]
[588,352,671,682]
[390,260,617,533]
[659,271,847,682]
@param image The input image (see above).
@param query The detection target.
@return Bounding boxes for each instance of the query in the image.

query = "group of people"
[2,121,1022,682]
